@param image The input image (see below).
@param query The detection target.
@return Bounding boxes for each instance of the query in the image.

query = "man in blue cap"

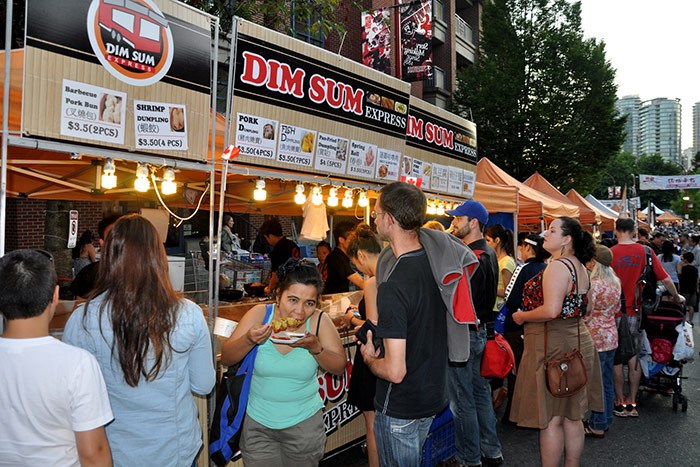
[446,200,504,467]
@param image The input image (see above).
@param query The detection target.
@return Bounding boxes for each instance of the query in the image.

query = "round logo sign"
[87,0,174,86]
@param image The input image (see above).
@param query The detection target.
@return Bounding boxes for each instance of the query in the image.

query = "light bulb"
[358,190,369,208]
[294,183,306,204]
[427,201,437,215]
[327,186,339,207]
[161,167,177,195]
[253,179,267,201]
[134,163,150,192]
[101,158,117,189]
[311,186,323,206]
[342,188,353,208]
[436,202,445,216]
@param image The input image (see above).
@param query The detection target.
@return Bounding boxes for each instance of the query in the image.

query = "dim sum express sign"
[87,0,174,86]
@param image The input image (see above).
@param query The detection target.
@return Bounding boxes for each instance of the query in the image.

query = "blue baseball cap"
[446,200,489,224]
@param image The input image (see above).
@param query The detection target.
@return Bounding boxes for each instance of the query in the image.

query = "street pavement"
[322,320,700,466]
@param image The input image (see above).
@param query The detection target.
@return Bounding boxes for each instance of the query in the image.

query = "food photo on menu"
[336,140,347,161]
[262,123,275,140]
[99,94,122,124]
[169,107,185,132]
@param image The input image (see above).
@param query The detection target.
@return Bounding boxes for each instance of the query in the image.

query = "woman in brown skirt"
[511,217,603,467]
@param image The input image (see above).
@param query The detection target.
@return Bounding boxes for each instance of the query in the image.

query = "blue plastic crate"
[421,408,456,467]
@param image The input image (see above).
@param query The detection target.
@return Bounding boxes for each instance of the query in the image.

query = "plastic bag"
[673,321,695,362]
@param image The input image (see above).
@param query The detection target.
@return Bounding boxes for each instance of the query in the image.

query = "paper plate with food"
[270,331,307,344]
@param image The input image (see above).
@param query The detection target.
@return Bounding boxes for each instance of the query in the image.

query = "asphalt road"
[323,320,700,467]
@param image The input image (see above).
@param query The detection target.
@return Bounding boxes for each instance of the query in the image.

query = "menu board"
[463,169,476,197]
[347,140,378,179]
[431,163,449,192]
[134,100,188,151]
[314,133,349,174]
[375,148,401,182]
[448,167,463,195]
[400,155,413,177]
[412,158,430,188]
[235,112,279,160]
[60,79,126,145]
[277,124,316,167]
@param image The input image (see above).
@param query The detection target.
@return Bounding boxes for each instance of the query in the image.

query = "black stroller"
[638,299,690,412]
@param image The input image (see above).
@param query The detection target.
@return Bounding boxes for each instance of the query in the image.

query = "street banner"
[639,174,700,190]
[23,0,212,162]
[400,0,433,81]
[361,8,392,75]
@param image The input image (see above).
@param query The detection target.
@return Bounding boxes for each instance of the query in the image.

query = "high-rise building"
[616,95,641,157]
[639,98,682,164]
[693,102,700,157]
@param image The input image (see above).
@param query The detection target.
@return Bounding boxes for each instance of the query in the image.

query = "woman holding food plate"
[221,258,345,467]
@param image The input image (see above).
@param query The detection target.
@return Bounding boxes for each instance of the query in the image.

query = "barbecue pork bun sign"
[87,0,174,86]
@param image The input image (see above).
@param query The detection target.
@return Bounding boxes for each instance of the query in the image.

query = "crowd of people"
[2,182,699,466]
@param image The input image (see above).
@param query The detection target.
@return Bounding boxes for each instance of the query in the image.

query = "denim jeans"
[590,349,615,431]
[448,328,502,465]
[374,411,434,467]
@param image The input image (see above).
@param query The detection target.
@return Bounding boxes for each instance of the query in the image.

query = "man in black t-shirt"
[446,200,503,466]
[360,182,448,466]
[322,220,364,294]
[260,219,300,294]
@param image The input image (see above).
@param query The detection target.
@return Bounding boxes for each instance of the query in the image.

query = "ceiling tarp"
[525,172,598,226]
[476,158,578,223]
[566,189,616,231]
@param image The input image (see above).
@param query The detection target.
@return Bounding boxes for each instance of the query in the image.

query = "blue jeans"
[590,349,615,431]
[448,328,502,465]
[374,411,434,467]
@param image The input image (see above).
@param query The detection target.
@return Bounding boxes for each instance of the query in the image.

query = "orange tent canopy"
[656,211,683,223]
[473,181,518,213]
[566,189,617,231]
[525,172,598,226]
[477,158,578,224]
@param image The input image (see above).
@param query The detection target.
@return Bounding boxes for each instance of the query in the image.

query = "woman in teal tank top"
[221,258,345,466]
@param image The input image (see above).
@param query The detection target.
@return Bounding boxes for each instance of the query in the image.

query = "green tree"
[452,0,625,193]
[591,151,636,200]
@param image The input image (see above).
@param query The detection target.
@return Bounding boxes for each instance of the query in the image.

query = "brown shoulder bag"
[544,318,587,398]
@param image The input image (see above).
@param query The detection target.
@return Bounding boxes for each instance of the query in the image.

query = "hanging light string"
[149,168,210,228]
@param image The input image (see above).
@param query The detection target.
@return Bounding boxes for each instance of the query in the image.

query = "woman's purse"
[210,304,273,465]
[544,318,587,398]
[615,295,637,365]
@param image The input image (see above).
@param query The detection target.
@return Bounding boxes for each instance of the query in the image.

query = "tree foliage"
[452,0,625,193]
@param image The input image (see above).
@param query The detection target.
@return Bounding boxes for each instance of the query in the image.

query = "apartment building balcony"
[455,15,476,64]
[423,66,451,109]
[433,0,447,44]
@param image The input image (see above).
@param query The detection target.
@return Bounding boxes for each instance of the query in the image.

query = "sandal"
[583,420,605,438]
[626,404,639,417]
[613,404,627,417]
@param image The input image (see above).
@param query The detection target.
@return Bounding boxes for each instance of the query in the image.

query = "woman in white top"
[658,239,682,289]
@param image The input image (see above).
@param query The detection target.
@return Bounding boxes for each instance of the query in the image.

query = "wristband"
[311,346,324,356]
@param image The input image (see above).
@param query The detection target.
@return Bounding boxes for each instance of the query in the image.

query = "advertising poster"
[430,163,449,192]
[448,166,463,195]
[462,169,476,197]
[375,148,402,182]
[134,100,188,150]
[277,124,317,167]
[361,8,392,75]
[23,0,212,161]
[348,141,378,179]
[314,133,349,175]
[60,79,127,145]
[235,112,279,160]
[230,19,409,179]
[400,0,433,81]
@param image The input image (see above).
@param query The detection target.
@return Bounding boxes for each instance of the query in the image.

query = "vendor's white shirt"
[0,336,113,467]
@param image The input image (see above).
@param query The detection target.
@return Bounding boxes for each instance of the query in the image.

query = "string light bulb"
[161,166,177,195]
[427,200,437,215]
[101,158,117,189]
[358,190,369,208]
[294,183,306,205]
[311,186,323,206]
[342,188,354,208]
[253,179,267,201]
[134,163,150,192]
[327,186,339,207]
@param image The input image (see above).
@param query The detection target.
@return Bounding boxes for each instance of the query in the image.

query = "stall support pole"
[1,0,13,257]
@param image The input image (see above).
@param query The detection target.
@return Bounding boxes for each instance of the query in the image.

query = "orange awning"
[565,189,617,231]
[525,172,598,226]
[656,211,683,223]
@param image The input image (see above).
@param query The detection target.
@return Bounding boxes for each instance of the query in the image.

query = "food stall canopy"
[525,172,599,226]
[566,189,616,231]
[656,210,683,223]
[473,181,518,213]
[476,158,579,222]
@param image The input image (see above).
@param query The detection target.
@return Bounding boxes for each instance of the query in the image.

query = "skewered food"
[271,317,303,333]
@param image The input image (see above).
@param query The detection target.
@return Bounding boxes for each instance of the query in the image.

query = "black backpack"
[634,246,658,315]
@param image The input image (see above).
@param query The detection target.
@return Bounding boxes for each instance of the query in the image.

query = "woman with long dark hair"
[221,258,345,467]
[485,224,516,312]
[64,214,215,466]
[510,217,603,467]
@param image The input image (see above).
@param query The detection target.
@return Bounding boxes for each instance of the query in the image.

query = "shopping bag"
[673,321,695,362]
[614,312,637,365]
[481,333,516,378]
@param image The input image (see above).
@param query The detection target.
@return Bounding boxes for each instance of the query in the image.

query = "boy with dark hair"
[0,250,113,466]
[260,218,300,293]
[322,219,364,294]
